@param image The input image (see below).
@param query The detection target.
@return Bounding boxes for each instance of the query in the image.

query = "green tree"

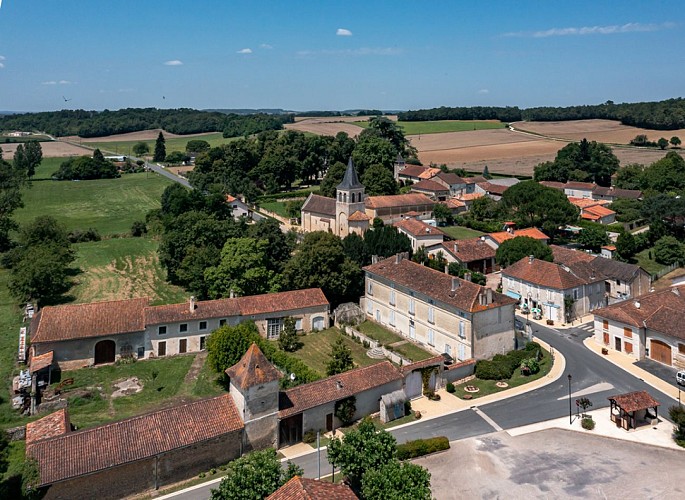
[0,152,27,251]
[132,141,150,156]
[668,405,685,445]
[164,151,188,164]
[285,199,304,218]
[361,461,432,500]
[327,418,397,490]
[153,131,166,161]
[610,198,642,223]
[614,163,645,190]
[352,135,397,174]
[334,396,357,426]
[326,338,354,376]
[482,165,492,180]
[657,137,669,150]
[8,244,72,306]
[670,136,681,148]
[278,317,302,352]
[641,151,685,192]
[210,448,302,500]
[206,322,261,373]
[501,181,577,234]
[653,235,684,265]
[320,161,347,198]
[342,232,370,266]
[247,218,296,273]
[470,195,501,220]
[533,139,619,186]
[495,236,553,267]
[13,140,42,178]
[615,231,637,261]
[361,164,398,196]
[577,226,609,252]
[432,203,452,224]
[205,238,278,298]
[186,139,211,153]
[363,225,412,260]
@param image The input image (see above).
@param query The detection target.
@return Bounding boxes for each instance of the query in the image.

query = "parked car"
[677,370,685,386]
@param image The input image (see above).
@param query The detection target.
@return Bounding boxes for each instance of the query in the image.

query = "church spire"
[337,157,363,190]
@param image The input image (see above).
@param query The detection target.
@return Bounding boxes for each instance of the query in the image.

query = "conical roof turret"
[337,157,363,191]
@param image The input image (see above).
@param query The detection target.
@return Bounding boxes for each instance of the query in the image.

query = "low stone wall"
[442,359,477,384]
[341,325,412,366]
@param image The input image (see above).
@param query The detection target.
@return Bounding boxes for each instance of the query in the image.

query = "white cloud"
[504,22,674,38]
[0,63,4,69]
[58,80,71,85]
[478,89,489,94]
[164,60,183,66]
[42,81,57,85]
[0,55,5,69]
[336,28,352,36]
[42,80,72,85]
[237,48,253,54]
[260,43,273,49]
[297,47,401,57]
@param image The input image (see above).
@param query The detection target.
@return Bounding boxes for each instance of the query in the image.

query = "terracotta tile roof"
[225,194,237,203]
[301,193,336,217]
[456,193,484,201]
[398,165,431,178]
[236,288,329,316]
[411,178,450,193]
[31,298,149,344]
[26,409,70,445]
[464,175,487,184]
[502,256,599,290]
[279,362,402,418]
[602,245,616,251]
[565,181,595,190]
[30,350,54,372]
[442,199,465,209]
[226,343,282,390]
[400,355,445,375]
[582,205,615,218]
[348,210,371,221]
[442,238,496,263]
[445,358,476,372]
[418,167,441,179]
[434,172,465,185]
[594,287,685,337]
[551,245,595,265]
[477,182,509,196]
[365,193,435,210]
[364,256,516,314]
[539,181,566,190]
[27,394,243,486]
[588,256,643,283]
[568,197,602,209]
[145,298,241,325]
[394,218,445,237]
[487,228,549,245]
[608,391,660,413]
[267,476,358,500]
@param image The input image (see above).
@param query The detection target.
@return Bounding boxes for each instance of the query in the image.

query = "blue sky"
[0,1,683,112]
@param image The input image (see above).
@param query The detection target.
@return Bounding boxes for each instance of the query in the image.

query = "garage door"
[312,316,325,331]
[650,339,672,366]
[405,371,422,399]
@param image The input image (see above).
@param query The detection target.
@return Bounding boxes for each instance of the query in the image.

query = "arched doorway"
[94,340,116,365]
[650,339,672,366]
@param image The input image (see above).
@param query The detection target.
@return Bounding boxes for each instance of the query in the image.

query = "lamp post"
[568,374,573,424]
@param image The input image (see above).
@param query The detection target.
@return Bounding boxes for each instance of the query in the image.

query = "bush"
[67,227,101,243]
[303,430,317,444]
[131,220,147,237]
[404,400,412,415]
[362,340,370,348]
[446,382,455,393]
[520,357,540,375]
[397,436,450,460]
[581,417,595,430]
[476,344,543,380]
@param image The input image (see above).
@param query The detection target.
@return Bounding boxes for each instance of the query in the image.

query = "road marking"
[472,407,503,432]
[555,382,614,401]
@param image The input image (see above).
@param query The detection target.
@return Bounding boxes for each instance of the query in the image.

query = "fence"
[651,261,682,281]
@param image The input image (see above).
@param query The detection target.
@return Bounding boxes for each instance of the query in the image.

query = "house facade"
[30,289,330,370]
[394,218,445,253]
[593,287,685,368]
[410,178,451,201]
[362,254,517,362]
[432,238,497,274]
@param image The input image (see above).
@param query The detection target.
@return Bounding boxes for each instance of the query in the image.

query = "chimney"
[464,272,472,282]
[634,300,640,309]
[371,255,379,264]
[454,242,458,253]
[229,289,235,299]
[451,277,460,292]
[486,288,492,304]
[189,296,196,313]
[395,253,401,264]
[426,227,431,234]
[528,255,534,264]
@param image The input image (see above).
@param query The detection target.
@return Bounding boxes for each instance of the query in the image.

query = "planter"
[546,320,554,326]
[601,347,609,355]
[496,381,509,388]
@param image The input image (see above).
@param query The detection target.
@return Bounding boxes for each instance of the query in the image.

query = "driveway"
[416,429,685,499]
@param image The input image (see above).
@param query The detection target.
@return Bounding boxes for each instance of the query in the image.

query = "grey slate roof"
[336,158,363,190]
[589,257,643,283]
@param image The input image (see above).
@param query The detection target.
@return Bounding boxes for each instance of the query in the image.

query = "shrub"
[446,382,455,393]
[404,400,412,415]
[303,430,317,444]
[520,357,540,375]
[131,220,147,237]
[397,436,450,460]
[362,340,370,348]
[581,417,595,430]
[68,227,101,243]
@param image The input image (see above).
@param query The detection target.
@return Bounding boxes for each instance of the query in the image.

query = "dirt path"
[183,351,207,386]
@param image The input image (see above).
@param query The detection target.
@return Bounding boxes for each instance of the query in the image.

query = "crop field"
[286,118,365,138]
[15,171,172,235]
[356,120,505,135]
[75,130,234,156]
[0,140,92,159]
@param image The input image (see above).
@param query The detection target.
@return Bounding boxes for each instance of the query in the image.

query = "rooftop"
[398,165,433,178]
[337,158,363,191]
[394,218,445,237]
[434,172,465,185]
[487,228,549,245]
[411,178,450,193]
[267,476,358,500]
[226,343,282,390]
[442,238,496,263]
[301,193,336,217]
[365,193,435,210]
[608,391,660,413]
[503,256,601,290]
[25,408,70,445]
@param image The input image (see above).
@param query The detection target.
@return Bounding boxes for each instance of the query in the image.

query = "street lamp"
[568,374,573,424]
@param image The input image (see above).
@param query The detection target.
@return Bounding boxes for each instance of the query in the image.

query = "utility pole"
[568,374,573,424]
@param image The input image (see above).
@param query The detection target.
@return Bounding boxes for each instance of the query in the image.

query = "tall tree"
[577,226,610,253]
[533,139,619,186]
[247,218,296,273]
[13,140,42,178]
[326,338,354,376]
[670,136,681,148]
[495,236,553,267]
[361,164,398,196]
[0,152,27,251]
[153,131,166,161]
[501,181,577,236]
[362,461,432,500]
[278,317,302,352]
[206,321,261,373]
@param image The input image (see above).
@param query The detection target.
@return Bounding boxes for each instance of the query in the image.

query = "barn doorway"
[650,339,672,366]
[94,340,115,365]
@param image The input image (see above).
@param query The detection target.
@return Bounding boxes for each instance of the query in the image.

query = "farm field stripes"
[356,120,506,135]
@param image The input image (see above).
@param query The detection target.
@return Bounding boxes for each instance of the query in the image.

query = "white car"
[677,370,685,386]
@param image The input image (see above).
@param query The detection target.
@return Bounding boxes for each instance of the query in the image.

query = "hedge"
[397,436,450,460]
[257,188,320,204]
[475,342,542,380]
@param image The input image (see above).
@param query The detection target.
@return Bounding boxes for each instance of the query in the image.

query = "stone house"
[396,165,440,183]
[394,218,445,253]
[433,172,467,197]
[593,287,685,368]
[364,193,436,224]
[410,178,451,201]
[483,227,549,250]
[30,289,330,370]
[362,254,517,362]
[432,238,497,274]
[502,255,605,323]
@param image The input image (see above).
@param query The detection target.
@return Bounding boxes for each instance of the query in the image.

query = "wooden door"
[650,339,672,366]
[326,413,333,432]
[179,338,187,354]
[94,340,115,365]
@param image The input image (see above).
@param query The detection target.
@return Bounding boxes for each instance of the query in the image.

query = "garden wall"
[442,359,476,384]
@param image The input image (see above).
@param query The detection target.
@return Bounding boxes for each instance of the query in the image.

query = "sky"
[0,1,683,112]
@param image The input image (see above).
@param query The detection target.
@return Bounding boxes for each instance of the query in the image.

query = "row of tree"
[53,149,119,180]
[533,139,620,186]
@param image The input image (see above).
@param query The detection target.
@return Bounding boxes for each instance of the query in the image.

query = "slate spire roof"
[337,157,363,191]
[225,343,282,389]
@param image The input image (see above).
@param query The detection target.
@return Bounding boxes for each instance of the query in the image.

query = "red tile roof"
[539,181,566,190]
[502,256,599,290]
[301,193,336,217]
[411,178,450,193]
[348,210,371,221]
[418,167,441,179]
[456,193,484,201]
[145,298,241,325]
[434,172,465,185]
[27,394,243,486]
[608,391,660,413]
[279,362,402,418]
[464,175,487,184]
[487,228,549,245]
[267,476,358,500]
[442,238,496,263]
[582,205,615,218]
[550,245,595,265]
[400,356,445,375]
[364,256,516,313]
[226,343,282,390]
[31,298,149,344]
[442,199,465,209]
[236,288,329,316]
[565,181,595,190]
[365,193,435,210]
[30,350,54,372]
[398,165,432,178]
[477,182,509,196]
[394,218,445,237]
[26,409,70,445]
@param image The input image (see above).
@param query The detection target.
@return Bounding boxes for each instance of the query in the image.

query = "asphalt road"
[164,318,680,500]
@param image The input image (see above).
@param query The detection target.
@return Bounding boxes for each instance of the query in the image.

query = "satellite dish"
[290,373,296,381]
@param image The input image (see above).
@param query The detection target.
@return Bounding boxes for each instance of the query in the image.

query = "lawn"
[356,321,434,362]
[353,120,505,135]
[288,328,381,376]
[260,201,289,218]
[390,342,434,362]
[634,248,667,275]
[440,225,485,240]
[71,237,187,306]
[83,132,236,157]
[452,346,553,400]
[15,171,172,235]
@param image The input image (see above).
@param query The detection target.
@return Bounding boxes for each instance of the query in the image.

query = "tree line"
[399,97,685,130]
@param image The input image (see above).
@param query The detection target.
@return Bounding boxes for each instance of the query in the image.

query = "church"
[300,158,435,237]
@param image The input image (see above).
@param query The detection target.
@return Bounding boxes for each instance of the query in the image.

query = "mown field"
[82,132,237,157]
[355,120,505,135]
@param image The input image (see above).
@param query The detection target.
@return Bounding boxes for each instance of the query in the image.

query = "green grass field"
[15,171,172,235]
[82,132,237,157]
[353,120,505,135]
[634,247,667,275]
[440,225,485,240]
[356,321,433,362]
[288,328,382,376]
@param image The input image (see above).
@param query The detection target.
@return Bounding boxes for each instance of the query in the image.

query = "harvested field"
[286,119,364,137]
[0,140,92,159]
[511,119,685,145]
[292,115,397,123]
[63,128,214,143]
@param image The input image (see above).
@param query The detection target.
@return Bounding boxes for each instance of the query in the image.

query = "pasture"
[0,140,91,160]
[356,120,505,135]
[79,131,234,156]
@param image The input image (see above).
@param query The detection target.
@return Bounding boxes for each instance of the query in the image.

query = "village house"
[362,254,517,362]
[593,287,685,368]
[29,289,330,370]
[501,255,605,323]
[225,194,264,222]
[432,171,467,197]
[580,204,616,224]
[540,181,642,202]
[454,192,484,210]
[410,178,451,201]
[394,218,445,253]
[483,227,549,249]
[474,178,518,201]
[431,237,497,274]
[396,164,441,183]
